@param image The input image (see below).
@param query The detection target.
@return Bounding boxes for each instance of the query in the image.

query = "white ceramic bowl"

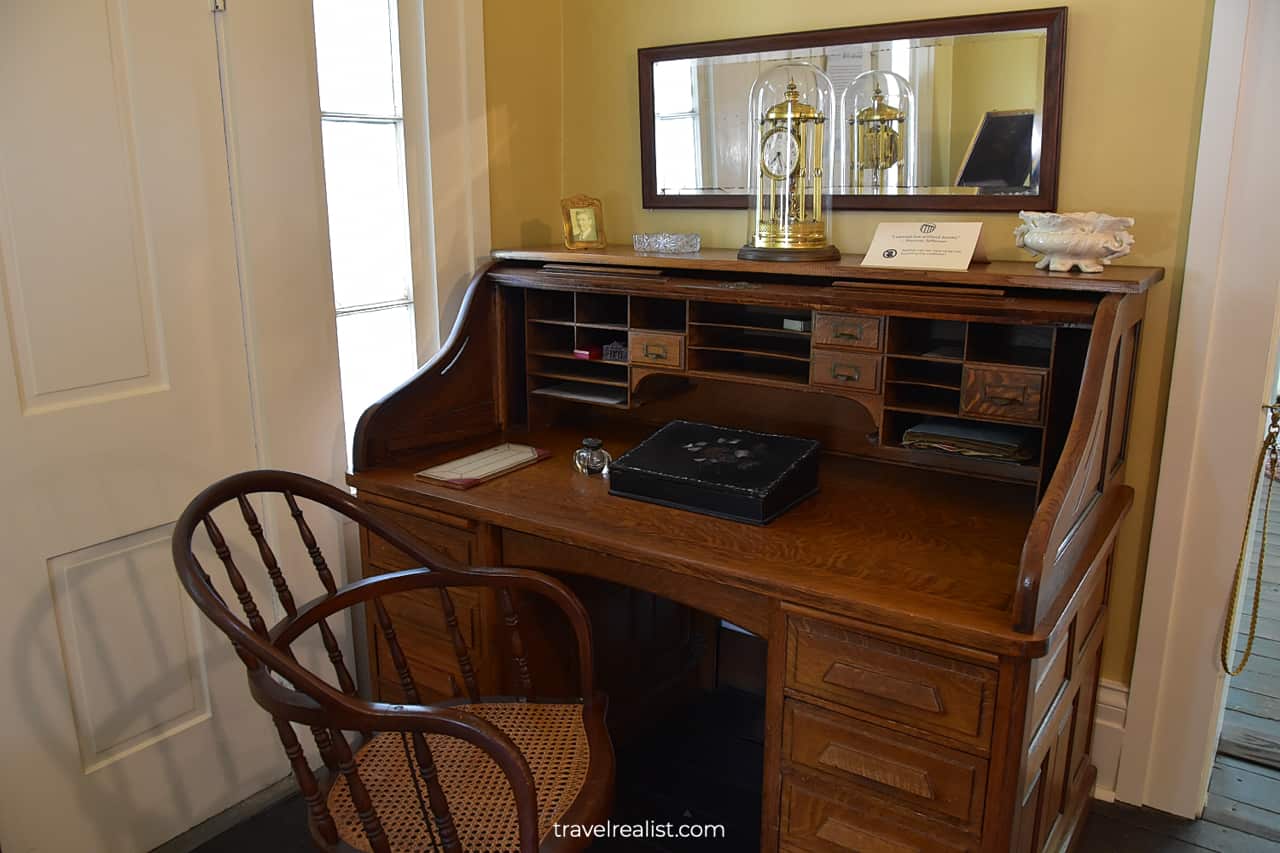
[1014,211,1134,273]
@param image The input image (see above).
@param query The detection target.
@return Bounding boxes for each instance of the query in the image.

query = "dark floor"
[191,689,1280,852]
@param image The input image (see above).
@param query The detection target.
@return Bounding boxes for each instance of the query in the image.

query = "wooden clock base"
[738,243,842,262]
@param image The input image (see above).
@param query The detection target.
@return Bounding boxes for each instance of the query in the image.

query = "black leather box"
[608,420,820,525]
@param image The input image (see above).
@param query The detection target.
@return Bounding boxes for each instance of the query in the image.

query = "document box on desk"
[607,420,820,525]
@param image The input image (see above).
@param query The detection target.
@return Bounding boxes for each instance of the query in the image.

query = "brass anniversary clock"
[740,62,840,262]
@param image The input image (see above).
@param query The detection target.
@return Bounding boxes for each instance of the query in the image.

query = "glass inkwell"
[573,438,612,477]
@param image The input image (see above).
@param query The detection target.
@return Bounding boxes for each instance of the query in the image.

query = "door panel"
[0,1,325,849]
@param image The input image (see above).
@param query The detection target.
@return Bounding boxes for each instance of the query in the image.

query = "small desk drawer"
[960,366,1045,425]
[365,508,474,570]
[378,586,484,652]
[784,701,987,829]
[376,637,463,703]
[629,331,685,369]
[781,778,974,853]
[814,313,883,351]
[811,350,881,393]
[786,613,997,748]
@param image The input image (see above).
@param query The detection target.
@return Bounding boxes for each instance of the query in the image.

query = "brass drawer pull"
[643,343,668,360]
[983,384,1026,405]
[832,364,862,382]
[834,327,863,341]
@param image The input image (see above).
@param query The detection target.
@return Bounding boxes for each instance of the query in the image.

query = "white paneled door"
[0,1,339,850]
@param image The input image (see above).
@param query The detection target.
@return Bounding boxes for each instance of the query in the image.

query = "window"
[313,0,418,457]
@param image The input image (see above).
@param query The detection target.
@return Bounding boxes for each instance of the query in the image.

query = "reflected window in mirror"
[653,59,703,193]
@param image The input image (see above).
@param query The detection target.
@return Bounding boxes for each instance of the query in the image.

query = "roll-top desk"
[348,247,1160,853]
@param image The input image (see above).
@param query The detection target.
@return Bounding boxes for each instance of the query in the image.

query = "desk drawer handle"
[982,384,1027,406]
[815,817,920,853]
[816,744,936,800]
[643,343,669,360]
[823,661,944,714]
[832,364,862,383]
[834,326,864,341]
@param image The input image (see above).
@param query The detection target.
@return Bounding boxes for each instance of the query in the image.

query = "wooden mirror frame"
[638,7,1067,212]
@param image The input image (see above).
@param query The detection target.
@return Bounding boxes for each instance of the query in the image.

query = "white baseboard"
[1091,678,1129,801]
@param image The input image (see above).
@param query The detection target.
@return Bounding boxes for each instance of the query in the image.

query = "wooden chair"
[171,470,614,852]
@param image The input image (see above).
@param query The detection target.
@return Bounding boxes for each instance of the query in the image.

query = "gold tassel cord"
[1221,397,1280,675]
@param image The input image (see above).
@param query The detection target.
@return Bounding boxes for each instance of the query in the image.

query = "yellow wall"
[949,32,1046,182]
[482,0,1215,683]
[483,0,563,249]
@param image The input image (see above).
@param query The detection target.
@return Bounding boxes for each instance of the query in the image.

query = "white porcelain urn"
[1014,211,1135,273]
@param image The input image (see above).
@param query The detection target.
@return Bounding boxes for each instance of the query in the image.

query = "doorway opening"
[1210,385,1280,838]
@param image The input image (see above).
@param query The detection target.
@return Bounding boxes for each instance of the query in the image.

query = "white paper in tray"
[414,443,548,488]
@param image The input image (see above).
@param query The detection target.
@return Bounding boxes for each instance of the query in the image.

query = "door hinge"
[211,0,226,12]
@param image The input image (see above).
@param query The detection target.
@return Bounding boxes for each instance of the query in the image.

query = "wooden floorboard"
[1236,634,1280,662]
[1212,758,1280,808]
[1251,616,1280,643]
[1204,793,1280,843]
[1243,599,1280,622]
[1220,755,1280,781]
[1221,710,1280,768]
[1242,578,1280,603]
[1227,688,1280,722]
[1233,669,1280,701]
[1079,809,1212,851]
[1211,759,1280,844]
[1089,800,1280,852]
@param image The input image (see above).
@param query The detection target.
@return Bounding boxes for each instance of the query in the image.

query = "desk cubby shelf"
[518,276,1090,494]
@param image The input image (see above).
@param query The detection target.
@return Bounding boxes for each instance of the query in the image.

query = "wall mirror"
[638,8,1065,211]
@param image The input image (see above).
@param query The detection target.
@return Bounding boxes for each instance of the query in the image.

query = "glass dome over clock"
[842,68,917,193]
[739,62,840,262]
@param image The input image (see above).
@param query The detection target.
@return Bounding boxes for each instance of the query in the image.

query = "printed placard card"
[861,222,983,271]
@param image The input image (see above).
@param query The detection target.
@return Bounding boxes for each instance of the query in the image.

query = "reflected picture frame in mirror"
[638,8,1066,212]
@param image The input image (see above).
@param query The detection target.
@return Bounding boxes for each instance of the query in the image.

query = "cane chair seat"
[329,702,591,853]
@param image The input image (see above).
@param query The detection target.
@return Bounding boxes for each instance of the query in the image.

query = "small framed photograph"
[560,194,607,250]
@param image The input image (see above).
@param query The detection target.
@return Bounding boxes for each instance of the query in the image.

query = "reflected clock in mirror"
[638,8,1065,211]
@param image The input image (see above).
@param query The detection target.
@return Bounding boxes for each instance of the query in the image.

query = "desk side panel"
[1015,292,1145,633]
[352,266,502,471]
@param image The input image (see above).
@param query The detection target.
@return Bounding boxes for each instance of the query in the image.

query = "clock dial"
[761,128,800,181]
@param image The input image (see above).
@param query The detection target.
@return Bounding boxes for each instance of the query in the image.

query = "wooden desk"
[349,248,1159,853]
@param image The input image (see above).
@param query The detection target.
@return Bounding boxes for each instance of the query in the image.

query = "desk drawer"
[786,613,997,749]
[781,777,974,853]
[629,331,685,369]
[378,587,484,651]
[960,366,1045,425]
[365,508,475,570]
[814,313,883,351]
[375,633,463,703]
[784,701,987,829]
[811,350,881,393]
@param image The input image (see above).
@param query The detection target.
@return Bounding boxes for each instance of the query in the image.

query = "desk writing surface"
[349,423,1043,651]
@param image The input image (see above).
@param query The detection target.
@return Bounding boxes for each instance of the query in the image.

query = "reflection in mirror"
[651,28,1048,199]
